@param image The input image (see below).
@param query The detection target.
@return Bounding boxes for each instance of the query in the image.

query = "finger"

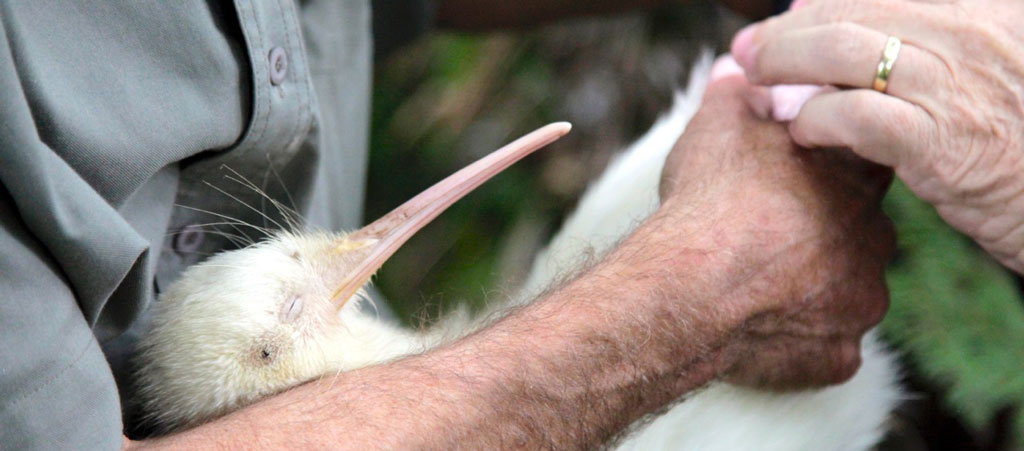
[731,0,959,80]
[787,88,935,167]
[736,0,951,53]
[749,23,947,103]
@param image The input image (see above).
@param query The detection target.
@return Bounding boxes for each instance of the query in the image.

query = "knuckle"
[827,22,864,55]
[828,340,863,384]
[863,289,890,328]
[879,106,922,154]
[879,110,909,143]
[807,23,863,79]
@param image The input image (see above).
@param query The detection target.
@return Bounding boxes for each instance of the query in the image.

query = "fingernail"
[709,54,745,82]
[731,24,759,73]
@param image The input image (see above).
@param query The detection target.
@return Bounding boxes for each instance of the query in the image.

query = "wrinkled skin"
[733,0,1024,274]
[660,75,895,389]
[123,73,897,450]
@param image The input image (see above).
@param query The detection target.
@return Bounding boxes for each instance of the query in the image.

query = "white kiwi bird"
[134,55,903,450]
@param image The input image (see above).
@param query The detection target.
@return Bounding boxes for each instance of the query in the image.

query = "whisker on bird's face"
[135,123,571,432]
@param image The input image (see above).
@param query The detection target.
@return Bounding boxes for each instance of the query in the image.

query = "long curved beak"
[331,122,572,308]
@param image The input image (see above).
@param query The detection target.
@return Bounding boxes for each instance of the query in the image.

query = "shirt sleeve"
[0,12,129,450]
[0,191,123,450]
[0,0,370,445]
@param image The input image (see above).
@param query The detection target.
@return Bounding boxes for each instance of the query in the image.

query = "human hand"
[658,73,894,389]
[731,0,1024,274]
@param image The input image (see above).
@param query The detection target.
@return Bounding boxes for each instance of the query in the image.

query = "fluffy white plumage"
[522,52,903,451]
[135,51,903,448]
[135,232,430,432]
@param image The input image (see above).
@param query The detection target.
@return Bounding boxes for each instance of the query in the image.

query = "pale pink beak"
[331,122,572,308]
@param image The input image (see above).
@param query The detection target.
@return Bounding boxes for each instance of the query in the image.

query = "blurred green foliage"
[883,180,1024,444]
[369,34,567,322]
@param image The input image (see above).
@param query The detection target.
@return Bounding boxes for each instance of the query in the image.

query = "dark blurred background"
[365,1,1024,449]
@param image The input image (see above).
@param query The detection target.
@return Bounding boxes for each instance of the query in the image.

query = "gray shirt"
[0,1,400,448]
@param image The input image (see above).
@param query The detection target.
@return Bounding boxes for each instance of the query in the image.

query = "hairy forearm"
[129,204,745,450]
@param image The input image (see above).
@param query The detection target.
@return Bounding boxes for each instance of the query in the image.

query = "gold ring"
[872,36,902,93]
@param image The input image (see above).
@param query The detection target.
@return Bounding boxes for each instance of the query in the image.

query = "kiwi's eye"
[260,348,272,360]
[281,296,303,323]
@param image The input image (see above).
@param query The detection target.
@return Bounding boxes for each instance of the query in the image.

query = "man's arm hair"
[126,75,893,449]
[127,202,747,450]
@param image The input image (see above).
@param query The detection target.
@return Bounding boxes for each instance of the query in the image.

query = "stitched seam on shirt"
[235,0,271,153]
[273,0,298,146]
[6,334,102,408]
[292,0,315,149]
[294,41,314,158]
[248,0,272,150]
[273,0,308,156]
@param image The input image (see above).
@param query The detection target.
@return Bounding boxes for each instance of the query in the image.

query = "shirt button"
[175,225,205,254]
[269,47,288,85]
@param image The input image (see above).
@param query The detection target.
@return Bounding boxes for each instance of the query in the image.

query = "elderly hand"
[730,0,1024,274]
[659,73,894,389]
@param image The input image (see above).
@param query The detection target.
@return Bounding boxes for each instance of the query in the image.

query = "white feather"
[138,50,902,449]
[518,50,903,451]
